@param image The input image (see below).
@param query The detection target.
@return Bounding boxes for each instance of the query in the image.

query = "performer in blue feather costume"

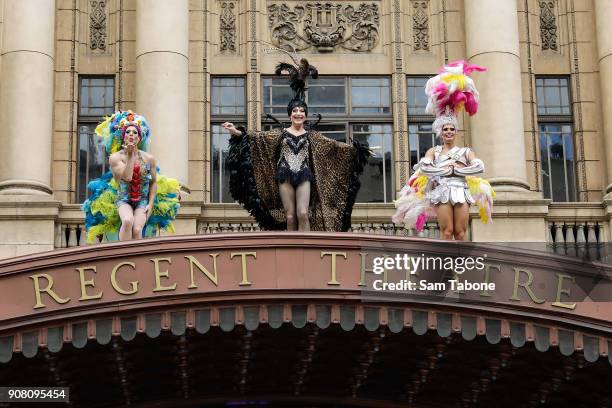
[82,110,181,243]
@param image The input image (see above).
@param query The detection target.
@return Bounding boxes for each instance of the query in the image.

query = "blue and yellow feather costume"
[82,111,180,243]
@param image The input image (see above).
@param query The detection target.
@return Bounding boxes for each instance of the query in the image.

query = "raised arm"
[110,151,136,182]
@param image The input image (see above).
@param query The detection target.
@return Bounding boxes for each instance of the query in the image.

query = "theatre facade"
[0,1,611,407]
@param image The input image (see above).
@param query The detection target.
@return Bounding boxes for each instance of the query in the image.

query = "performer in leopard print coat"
[223,59,371,232]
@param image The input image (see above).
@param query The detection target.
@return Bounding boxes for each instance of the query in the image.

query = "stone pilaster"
[594,0,612,198]
[0,0,56,195]
[464,0,530,192]
[136,0,190,187]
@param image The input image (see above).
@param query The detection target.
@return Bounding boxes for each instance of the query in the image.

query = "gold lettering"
[186,254,219,288]
[358,253,391,286]
[510,267,545,304]
[230,252,256,286]
[440,268,465,294]
[76,266,103,301]
[552,273,577,310]
[30,274,70,309]
[151,257,177,292]
[321,251,347,285]
[480,263,501,297]
[111,261,139,295]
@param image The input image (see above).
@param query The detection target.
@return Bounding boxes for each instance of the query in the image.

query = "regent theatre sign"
[0,233,610,330]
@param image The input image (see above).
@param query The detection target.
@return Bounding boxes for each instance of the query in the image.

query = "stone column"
[136,0,189,187]
[595,0,612,198]
[464,0,548,242]
[0,0,55,195]
[464,0,530,192]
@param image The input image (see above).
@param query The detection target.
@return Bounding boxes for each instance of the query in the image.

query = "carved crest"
[267,2,380,53]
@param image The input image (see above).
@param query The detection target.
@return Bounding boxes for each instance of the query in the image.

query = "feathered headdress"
[275,58,318,115]
[95,110,151,154]
[425,60,486,136]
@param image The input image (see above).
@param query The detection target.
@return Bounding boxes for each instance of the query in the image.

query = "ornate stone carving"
[411,1,429,51]
[90,0,107,51]
[540,1,558,51]
[267,2,379,53]
[220,1,237,52]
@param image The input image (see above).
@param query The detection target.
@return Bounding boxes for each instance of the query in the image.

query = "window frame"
[261,75,394,203]
[535,75,577,202]
[76,75,115,203]
[210,76,247,203]
[406,75,436,170]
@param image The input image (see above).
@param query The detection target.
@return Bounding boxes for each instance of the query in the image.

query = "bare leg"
[118,204,135,241]
[279,182,297,230]
[453,202,469,241]
[435,203,454,240]
[295,181,311,231]
[132,207,148,239]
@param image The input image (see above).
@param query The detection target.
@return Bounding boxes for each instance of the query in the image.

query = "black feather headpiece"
[275,58,318,116]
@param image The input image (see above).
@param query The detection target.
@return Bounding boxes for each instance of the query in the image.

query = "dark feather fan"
[274,58,319,102]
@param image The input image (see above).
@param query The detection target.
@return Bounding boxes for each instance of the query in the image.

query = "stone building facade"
[0,0,611,258]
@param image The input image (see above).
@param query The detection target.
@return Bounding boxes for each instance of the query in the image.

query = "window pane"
[540,130,551,199]
[536,76,571,115]
[539,124,576,202]
[77,77,115,202]
[309,84,345,106]
[308,77,346,114]
[350,77,390,114]
[79,77,114,116]
[354,124,393,203]
[77,124,109,203]
[408,123,434,173]
[407,76,431,114]
[317,123,346,142]
[211,124,233,203]
[212,77,246,116]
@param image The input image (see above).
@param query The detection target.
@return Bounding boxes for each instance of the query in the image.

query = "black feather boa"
[341,140,371,231]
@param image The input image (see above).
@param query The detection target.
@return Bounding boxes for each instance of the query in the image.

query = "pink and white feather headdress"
[425,60,486,136]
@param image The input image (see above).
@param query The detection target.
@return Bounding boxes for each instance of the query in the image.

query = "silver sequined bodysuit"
[276,130,313,187]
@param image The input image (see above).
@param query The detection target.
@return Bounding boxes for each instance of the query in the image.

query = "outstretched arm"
[221,122,244,137]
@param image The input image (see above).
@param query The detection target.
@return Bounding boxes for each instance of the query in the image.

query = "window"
[407,76,435,173]
[77,77,115,203]
[211,77,246,203]
[536,77,576,201]
[262,76,393,203]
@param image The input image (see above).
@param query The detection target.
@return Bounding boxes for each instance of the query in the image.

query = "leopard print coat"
[228,128,370,231]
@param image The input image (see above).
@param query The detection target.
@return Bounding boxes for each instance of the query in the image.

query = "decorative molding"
[220,1,237,52]
[411,0,429,51]
[267,2,380,53]
[89,0,107,51]
[539,1,558,51]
